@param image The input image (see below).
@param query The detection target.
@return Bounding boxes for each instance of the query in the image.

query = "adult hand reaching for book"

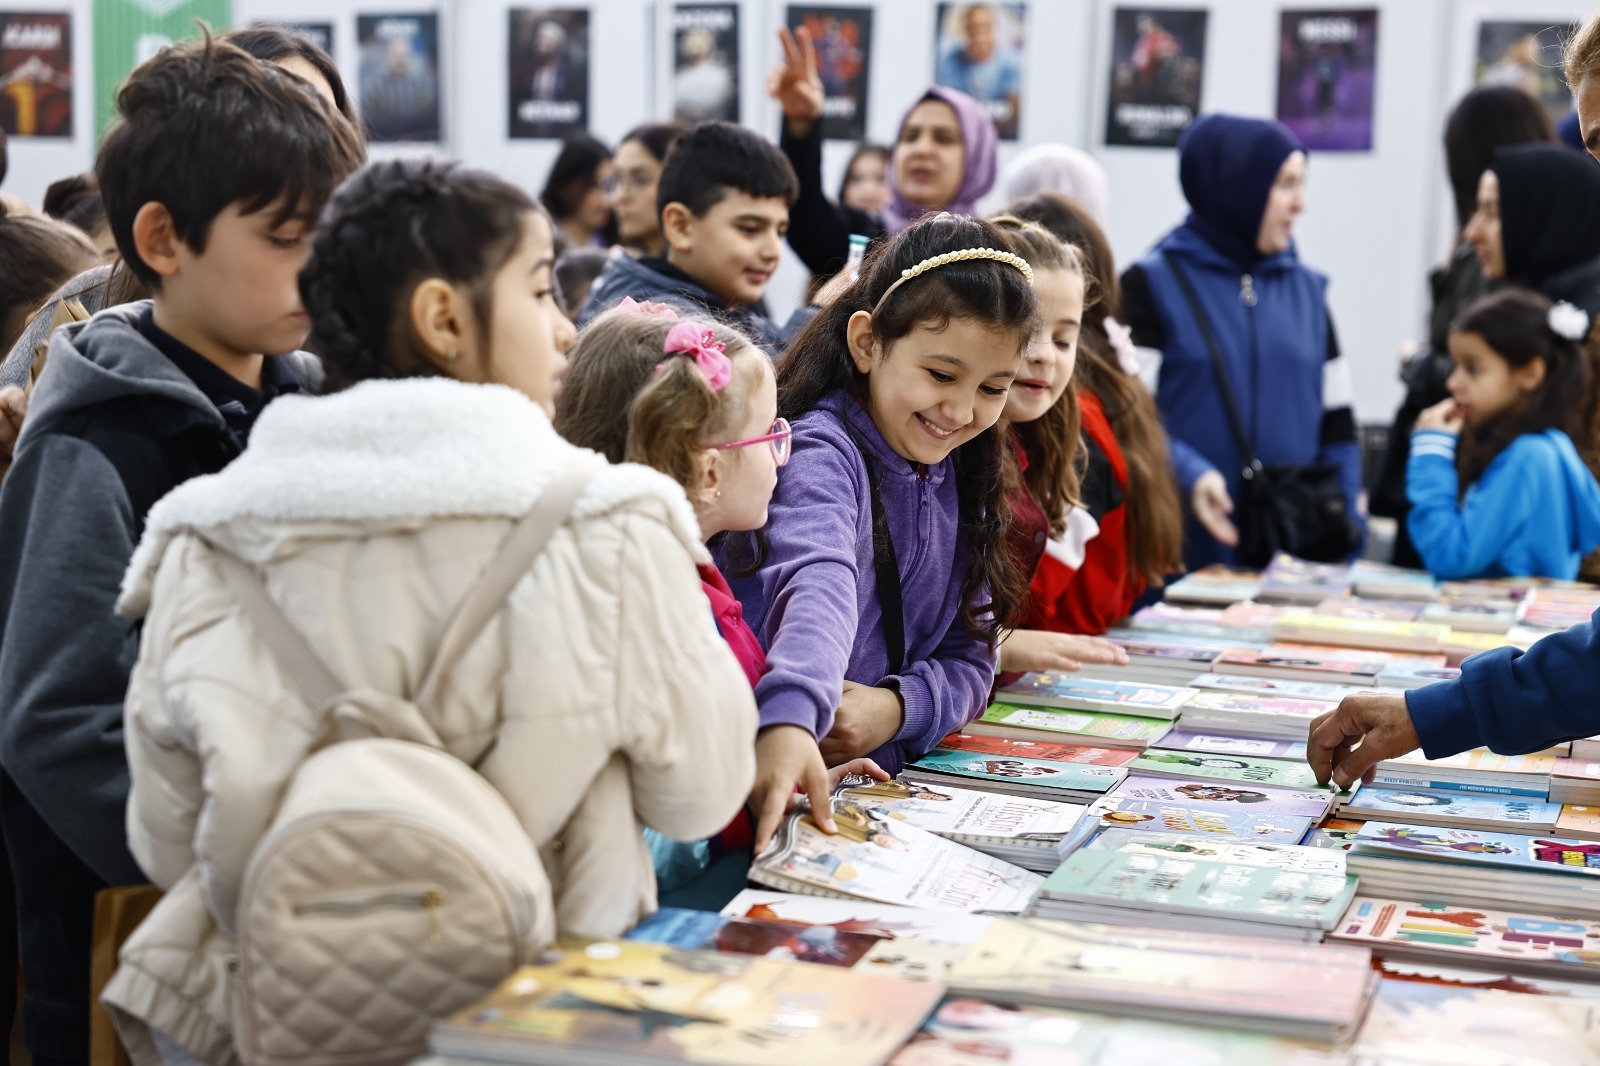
[820,682,904,766]
[1308,692,1420,789]
[1000,630,1129,674]
[1192,470,1239,548]
[768,26,824,137]
[752,724,835,852]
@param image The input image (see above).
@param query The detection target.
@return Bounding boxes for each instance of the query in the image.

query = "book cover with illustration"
[973,703,1171,748]
[1329,897,1600,979]
[1350,822,1600,876]
[1086,828,1348,875]
[428,938,944,1065]
[1187,673,1366,703]
[996,674,1192,718]
[1161,564,1263,606]
[1178,689,1335,721]
[1259,553,1352,603]
[1085,796,1314,840]
[906,749,1126,798]
[1128,748,1329,792]
[1104,638,1222,666]
[1156,729,1308,761]
[1112,774,1335,818]
[1340,790,1562,832]
[749,802,1042,913]
[937,730,1138,766]
[1302,818,1366,851]
[836,776,1085,847]
[1352,977,1600,1066]
[627,908,884,967]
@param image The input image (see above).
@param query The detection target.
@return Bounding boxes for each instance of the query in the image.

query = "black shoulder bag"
[1162,251,1360,567]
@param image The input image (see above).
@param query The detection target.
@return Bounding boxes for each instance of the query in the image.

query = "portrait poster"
[671,3,738,124]
[508,7,589,139]
[1104,6,1207,148]
[1275,9,1378,152]
[1475,19,1577,126]
[256,20,334,64]
[933,3,1023,140]
[785,5,871,141]
[93,0,228,135]
[356,12,441,143]
[0,12,72,137]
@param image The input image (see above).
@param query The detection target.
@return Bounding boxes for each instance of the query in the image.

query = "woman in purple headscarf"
[769,25,998,280]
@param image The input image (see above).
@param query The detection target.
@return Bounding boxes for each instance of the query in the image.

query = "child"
[724,212,1037,848]
[578,121,801,350]
[109,158,758,1060]
[1408,288,1600,579]
[0,37,363,1064]
[986,216,1126,678]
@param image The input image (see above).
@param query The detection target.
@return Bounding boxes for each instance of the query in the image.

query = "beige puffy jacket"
[103,378,758,1064]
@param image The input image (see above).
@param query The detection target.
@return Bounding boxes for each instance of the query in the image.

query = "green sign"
[93,0,230,135]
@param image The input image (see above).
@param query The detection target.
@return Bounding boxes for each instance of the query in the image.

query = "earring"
[714,489,722,499]
[445,346,458,362]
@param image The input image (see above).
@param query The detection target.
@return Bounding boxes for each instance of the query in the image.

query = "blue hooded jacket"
[1122,116,1361,570]
[578,252,810,352]
[1407,427,1600,580]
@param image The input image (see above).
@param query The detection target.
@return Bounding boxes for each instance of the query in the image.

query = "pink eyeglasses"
[713,417,792,466]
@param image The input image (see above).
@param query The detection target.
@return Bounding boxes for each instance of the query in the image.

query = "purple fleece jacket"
[724,390,996,775]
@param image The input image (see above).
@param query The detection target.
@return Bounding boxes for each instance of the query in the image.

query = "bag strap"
[1160,250,1262,475]
[215,456,606,724]
[866,464,906,677]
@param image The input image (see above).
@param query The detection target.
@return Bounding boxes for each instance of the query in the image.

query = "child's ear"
[694,447,722,507]
[845,310,877,375]
[408,278,471,375]
[1517,356,1548,393]
[131,202,181,279]
[661,202,696,256]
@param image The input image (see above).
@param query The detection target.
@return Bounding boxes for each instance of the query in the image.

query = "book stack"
[1350,560,1440,601]
[1440,628,1511,665]
[1125,603,1276,645]
[1271,613,1449,654]
[1369,748,1557,800]
[1328,897,1600,982]
[1154,729,1308,762]
[996,673,1193,719]
[969,702,1172,750]
[1314,597,1425,622]
[1213,648,1387,687]
[1552,757,1600,806]
[1342,821,1600,919]
[1088,639,1222,686]
[1258,553,1353,605]
[1160,564,1263,606]
[1418,596,1522,635]
[1084,775,1334,843]
[1174,689,1334,740]
[1558,804,1600,841]
[1518,586,1600,631]
[1337,788,1562,833]
[1575,735,1600,760]
[944,916,1377,1043]
[903,748,1127,803]
[1125,744,1328,792]
[1187,672,1373,705]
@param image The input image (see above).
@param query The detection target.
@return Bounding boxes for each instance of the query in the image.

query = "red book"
[937,731,1139,767]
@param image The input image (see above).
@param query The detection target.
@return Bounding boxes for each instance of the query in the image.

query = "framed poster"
[1475,19,1577,126]
[670,3,738,124]
[357,12,441,143]
[1,12,72,137]
[1104,6,1207,148]
[93,0,229,134]
[934,3,1024,140]
[1276,9,1379,152]
[509,7,589,139]
[786,5,871,141]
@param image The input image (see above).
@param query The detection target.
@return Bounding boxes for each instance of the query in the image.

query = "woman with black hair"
[609,122,684,258]
[540,132,616,250]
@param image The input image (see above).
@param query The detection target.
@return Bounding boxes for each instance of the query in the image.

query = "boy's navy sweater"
[0,303,311,1059]
[578,252,811,351]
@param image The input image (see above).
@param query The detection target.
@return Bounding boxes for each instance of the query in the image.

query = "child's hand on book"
[820,682,904,766]
[1307,692,1420,790]
[827,758,889,789]
[1000,630,1129,674]
[752,725,834,852]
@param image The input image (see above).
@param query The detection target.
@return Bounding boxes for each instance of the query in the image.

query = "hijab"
[882,86,998,233]
[1177,114,1304,270]
[1002,144,1111,223]
[1491,143,1600,288]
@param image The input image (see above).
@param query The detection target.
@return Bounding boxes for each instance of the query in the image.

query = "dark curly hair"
[732,212,1037,641]
[299,158,542,389]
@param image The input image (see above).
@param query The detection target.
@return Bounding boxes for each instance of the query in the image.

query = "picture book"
[1036,849,1358,929]
[749,805,1042,913]
[996,674,1192,719]
[1111,774,1335,818]
[1349,822,1600,877]
[1271,613,1449,653]
[1127,748,1329,792]
[1085,796,1314,841]
[1351,978,1600,1066]
[1258,553,1352,604]
[1302,818,1366,851]
[1178,689,1334,721]
[936,731,1138,766]
[1329,897,1600,979]
[1085,828,1349,875]
[836,777,1086,848]
[626,908,884,968]
[946,918,1376,1041]
[1160,564,1263,606]
[427,939,944,1066]
[1154,729,1308,761]
[1339,789,1562,832]
[1187,673,1366,703]
[905,749,1126,798]
[972,703,1171,748]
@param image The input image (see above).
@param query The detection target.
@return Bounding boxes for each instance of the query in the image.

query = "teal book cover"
[911,749,1125,795]
[1129,749,1330,792]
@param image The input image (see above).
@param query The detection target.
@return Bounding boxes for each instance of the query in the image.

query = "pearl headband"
[870,246,1036,317]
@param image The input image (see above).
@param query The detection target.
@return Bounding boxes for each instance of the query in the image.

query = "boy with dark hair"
[0,35,363,1064]
[580,120,803,349]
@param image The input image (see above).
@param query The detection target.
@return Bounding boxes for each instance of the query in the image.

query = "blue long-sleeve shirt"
[1406,427,1600,580]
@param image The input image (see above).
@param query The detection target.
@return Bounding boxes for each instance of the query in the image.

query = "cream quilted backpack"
[213,459,601,1066]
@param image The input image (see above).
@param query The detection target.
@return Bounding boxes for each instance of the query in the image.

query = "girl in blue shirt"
[1408,288,1600,579]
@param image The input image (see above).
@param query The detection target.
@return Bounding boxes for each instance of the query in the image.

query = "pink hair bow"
[659,322,732,391]
[619,296,679,319]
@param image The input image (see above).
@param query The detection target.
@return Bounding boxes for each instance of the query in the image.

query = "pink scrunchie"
[659,322,732,391]
[619,296,679,319]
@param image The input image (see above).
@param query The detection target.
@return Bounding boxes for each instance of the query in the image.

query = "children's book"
[835,776,1086,854]
[1127,748,1329,792]
[1352,978,1600,1066]
[1176,689,1335,735]
[427,939,945,1066]
[1154,729,1308,761]
[935,731,1138,766]
[1084,828,1349,875]
[1418,599,1520,634]
[944,917,1376,1042]
[1373,663,1463,690]
[1328,897,1600,980]
[1351,559,1440,601]
[1127,603,1276,644]
[626,908,886,968]
[1268,641,1448,667]
[1301,818,1366,851]
[1111,774,1335,818]
[748,804,1042,913]
[1271,613,1449,653]
[1258,553,1352,604]
[1348,822,1600,877]
[1187,673,1366,703]
[1160,564,1263,606]
[967,703,1171,749]
[1085,796,1315,841]
[1338,789,1562,832]
[1218,601,1297,631]
[904,749,1126,800]
[1213,649,1384,685]
[995,674,1192,719]
[1313,597,1425,622]
[1371,748,1555,799]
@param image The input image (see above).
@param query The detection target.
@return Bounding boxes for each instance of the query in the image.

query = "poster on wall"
[1475,20,1577,126]
[1104,7,1207,148]
[933,3,1024,140]
[93,0,228,134]
[357,13,441,143]
[255,20,335,63]
[671,3,739,124]
[1275,9,1378,152]
[785,5,871,141]
[508,8,589,138]
[0,12,72,138]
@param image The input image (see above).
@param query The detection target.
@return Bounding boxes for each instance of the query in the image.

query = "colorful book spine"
[1367,770,1550,800]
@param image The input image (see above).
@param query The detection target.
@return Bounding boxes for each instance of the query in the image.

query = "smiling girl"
[725,213,1035,847]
